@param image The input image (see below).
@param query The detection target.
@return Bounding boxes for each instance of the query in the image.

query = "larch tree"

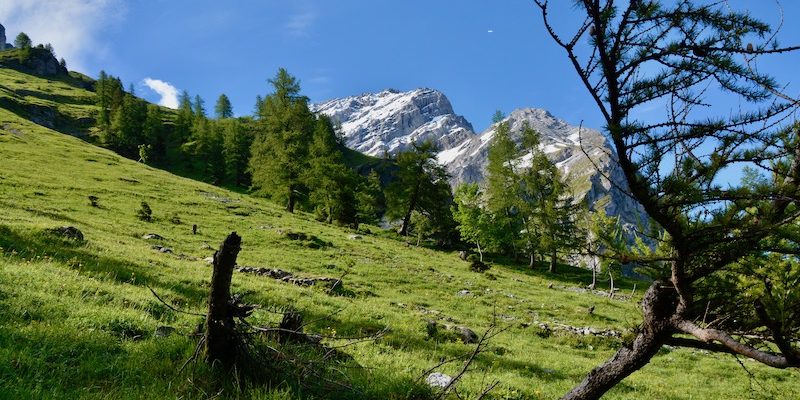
[534,1,800,398]
[485,121,524,258]
[452,183,495,261]
[249,68,314,212]
[215,94,233,119]
[386,141,453,237]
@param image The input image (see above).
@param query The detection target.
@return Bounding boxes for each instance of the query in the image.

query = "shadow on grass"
[0,224,209,304]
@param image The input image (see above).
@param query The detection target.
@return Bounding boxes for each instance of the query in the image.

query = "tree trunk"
[287,194,296,213]
[476,241,483,262]
[529,252,536,269]
[561,281,677,400]
[205,232,242,368]
[549,249,557,273]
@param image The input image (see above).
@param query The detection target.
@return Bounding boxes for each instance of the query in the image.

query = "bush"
[137,202,152,222]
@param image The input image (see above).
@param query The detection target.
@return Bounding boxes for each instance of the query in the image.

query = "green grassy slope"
[0,66,798,399]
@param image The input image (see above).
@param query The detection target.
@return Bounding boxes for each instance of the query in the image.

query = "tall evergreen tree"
[249,68,314,212]
[386,141,453,237]
[221,118,252,185]
[485,122,524,257]
[215,94,233,119]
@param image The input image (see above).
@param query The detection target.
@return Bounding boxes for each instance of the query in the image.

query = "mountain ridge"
[313,88,644,227]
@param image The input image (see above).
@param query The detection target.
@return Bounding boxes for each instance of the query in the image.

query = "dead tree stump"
[192,224,198,235]
[205,232,241,368]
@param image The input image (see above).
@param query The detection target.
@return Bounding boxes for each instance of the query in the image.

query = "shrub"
[137,202,152,222]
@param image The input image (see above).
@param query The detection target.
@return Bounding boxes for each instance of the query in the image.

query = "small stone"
[154,326,175,338]
[348,234,363,240]
[455,326,479,344]
[142,233,165,240]
[456,290,471,296]
[203,257,214,264]
[425,372,453,389]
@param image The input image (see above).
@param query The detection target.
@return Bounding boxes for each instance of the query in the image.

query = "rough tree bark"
[204,231,242,368]
[562,281,677,400]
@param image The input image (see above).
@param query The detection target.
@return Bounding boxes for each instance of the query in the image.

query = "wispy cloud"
[0,0,124,73]
[143,78,179,109]
[285,8,317,37]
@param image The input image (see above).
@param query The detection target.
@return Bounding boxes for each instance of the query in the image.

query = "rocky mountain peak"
[312,89,645,229]
[312,88,474,156]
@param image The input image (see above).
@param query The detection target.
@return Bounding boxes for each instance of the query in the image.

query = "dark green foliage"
[137,202,152,222]
[386,141,454,241]
[249,68,313,212]
[306,116,361,225]
[14,32,32,49]
[214,94,233,119]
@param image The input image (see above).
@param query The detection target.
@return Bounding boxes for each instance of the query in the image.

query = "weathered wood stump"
[204,232,241,368]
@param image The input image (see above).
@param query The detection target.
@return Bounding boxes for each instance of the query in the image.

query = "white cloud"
[285,8,317,37]
[143,78,179,109]
[0,0,124,73]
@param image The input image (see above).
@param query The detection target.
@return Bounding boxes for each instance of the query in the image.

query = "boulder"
[425,372,453,389]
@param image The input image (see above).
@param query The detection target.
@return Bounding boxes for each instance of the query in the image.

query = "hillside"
[1,66,799,399]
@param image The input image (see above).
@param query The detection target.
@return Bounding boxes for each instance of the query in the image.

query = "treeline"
[92,69,585,266]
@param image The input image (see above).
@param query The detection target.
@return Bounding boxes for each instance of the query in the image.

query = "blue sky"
[1,1,799,133]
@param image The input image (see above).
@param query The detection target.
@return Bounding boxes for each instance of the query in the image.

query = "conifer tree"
[305,115,359,224]
[215,94,233,119]
[221,119,252,185]
[386,141,453,237]
[14,32,31,49]
[452,183,494,261]
[485,122,523,257]
[249,68,314,212]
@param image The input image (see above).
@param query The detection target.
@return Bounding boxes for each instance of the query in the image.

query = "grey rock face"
[311,88,475,155]
[0,23,6,51]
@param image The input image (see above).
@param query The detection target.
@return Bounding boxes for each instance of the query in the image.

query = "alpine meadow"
[0,1,799,399]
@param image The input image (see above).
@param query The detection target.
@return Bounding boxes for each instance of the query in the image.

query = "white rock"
[425,372,453,389]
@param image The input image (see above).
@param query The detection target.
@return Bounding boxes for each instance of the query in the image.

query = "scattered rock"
[142,233,165,240]
[151,245,173,254]
[203,257,214,264]
[425,320,479,344]
[547,282,554,289]
[348,234,363,240]
[455,326,479,344]
[458,250,468,260]
[47,226,84,241]
[154,326,175,338]
[236,266,341,290]
[456,289,471,296]
[200,243,212,250]
[425,372,453,389]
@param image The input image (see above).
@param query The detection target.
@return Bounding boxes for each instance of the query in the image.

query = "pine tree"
[215,94,233,119]
[249,68,314,212]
